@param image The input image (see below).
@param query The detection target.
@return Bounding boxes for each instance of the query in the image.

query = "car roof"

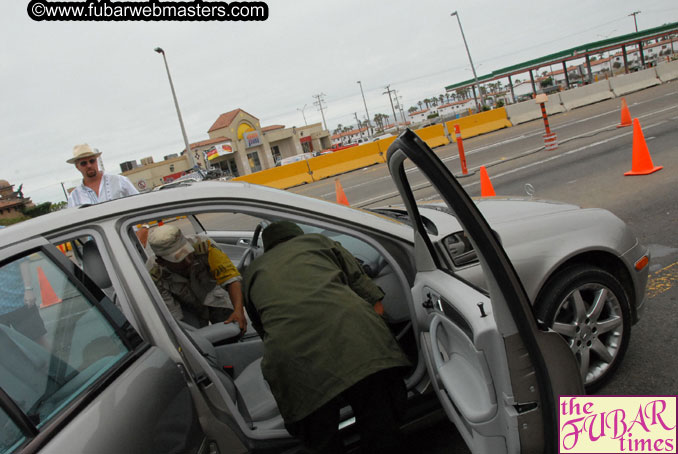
[0,181,411,248]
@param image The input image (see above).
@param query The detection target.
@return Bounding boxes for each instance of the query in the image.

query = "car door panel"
[386,130,584,453]
[0,239,206,454]
[40,347,204,454]
[414,270,515,451]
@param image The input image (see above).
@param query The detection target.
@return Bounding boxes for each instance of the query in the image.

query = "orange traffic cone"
[479,166,496,197]
[334,178,350,206]
[625,118,663,176]
[38,266,62,308]
[335,179,350,206]
[617,98,632,128]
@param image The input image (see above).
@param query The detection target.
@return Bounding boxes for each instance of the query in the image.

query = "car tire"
[536,265,631,392]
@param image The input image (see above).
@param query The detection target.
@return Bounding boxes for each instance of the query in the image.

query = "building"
[408,109,432,124]
[121,108,332,191]
[0,180,34,220]
[121,155,192,192]
[204,109,331,176]
[436,99,475,117]
[331,127,369,146]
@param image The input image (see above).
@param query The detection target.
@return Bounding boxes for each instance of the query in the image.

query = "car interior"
[51,208,430,449]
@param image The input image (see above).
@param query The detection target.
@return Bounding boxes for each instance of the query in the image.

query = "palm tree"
[373,113,388,132]
[423,98,431,109]
[439,94,445,105]
[333,124,343,135]
[417,101,423,110]
[408,106,418,113]
[445,93,451,103]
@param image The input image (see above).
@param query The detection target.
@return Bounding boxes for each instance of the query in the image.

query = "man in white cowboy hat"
[67,144,138,208]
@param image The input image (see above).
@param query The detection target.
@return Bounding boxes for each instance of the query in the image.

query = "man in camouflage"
[148,224,246,330]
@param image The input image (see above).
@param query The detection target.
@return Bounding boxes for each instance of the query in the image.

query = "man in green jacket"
[243,221,410,454]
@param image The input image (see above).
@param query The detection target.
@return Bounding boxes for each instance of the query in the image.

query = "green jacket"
[243,233,409,423]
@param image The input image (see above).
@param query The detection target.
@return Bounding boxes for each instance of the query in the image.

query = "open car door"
[386,130,584,453]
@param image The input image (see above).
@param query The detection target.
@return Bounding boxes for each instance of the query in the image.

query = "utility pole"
[312,93,328,132]
[383,85,399,132]
[629,11,641,32]
[451,11,484,111]
[357,81,373,137]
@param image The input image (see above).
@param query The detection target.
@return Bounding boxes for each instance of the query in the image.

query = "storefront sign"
[206,141,233,161]
[244,131,262,148]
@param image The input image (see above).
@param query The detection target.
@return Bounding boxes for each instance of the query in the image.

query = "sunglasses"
[78,158,98,167]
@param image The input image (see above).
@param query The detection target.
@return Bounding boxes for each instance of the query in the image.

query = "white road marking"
[328,102,677,205]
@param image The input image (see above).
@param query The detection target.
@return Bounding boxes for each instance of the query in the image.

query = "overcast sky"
[2,0,677,203]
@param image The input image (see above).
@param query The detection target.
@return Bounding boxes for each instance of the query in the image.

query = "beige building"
[0,180,34,220]
[203,108,331,177]
[121,155,192,192]
[120,108,332,191]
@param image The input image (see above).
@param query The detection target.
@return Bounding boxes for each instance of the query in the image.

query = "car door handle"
[237,239,251,246]
[423,292,443,311]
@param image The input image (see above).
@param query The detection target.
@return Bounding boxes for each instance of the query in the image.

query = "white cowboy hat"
[67,144,102,164]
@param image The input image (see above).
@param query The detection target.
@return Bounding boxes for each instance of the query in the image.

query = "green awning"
[445,21,678,91]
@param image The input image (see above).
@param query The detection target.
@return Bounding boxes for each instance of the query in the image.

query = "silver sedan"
[369,197,649,391]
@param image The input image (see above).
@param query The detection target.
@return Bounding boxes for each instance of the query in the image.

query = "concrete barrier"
[655,59,678,82]
[505,100,541,124]
[445,107,512,140]
[545,93,565,115]
[505,94,565,124]
[559,79,613,110]
[609,67,661,96]
[233,159,313,188]
[414,124,449,148]
[375,136,397,155]
[308,142,385,180]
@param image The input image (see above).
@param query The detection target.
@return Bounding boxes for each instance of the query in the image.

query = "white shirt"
[67,172,139,208]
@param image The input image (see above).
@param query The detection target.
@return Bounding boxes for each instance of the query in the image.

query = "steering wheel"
[238,221,267,271]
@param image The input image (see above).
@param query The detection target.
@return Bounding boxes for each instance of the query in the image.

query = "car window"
[0,249,140,452]
[0,408,24,454]
[196,212,265,232]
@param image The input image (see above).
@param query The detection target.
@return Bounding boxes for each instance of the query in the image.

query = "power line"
[312,93,328,132]
[629,11,641,32]
[383,85,400,131]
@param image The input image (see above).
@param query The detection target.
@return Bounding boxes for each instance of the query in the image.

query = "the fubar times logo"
[559,396,677,453]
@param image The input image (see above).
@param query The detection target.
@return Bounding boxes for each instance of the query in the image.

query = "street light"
[297,104,308,126]
[450,11,484,111]
[154,47,197,169]
[357,80,373,137]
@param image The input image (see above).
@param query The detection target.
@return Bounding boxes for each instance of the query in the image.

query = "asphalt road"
[289,81,678,451]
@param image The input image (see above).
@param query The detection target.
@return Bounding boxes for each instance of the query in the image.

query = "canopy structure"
[445,21,678,94]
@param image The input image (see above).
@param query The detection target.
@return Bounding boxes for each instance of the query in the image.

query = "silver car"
[369,197,649,391]
[3,131,626,453]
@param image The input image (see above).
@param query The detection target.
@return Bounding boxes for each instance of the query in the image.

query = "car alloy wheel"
[537,266,631,392]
